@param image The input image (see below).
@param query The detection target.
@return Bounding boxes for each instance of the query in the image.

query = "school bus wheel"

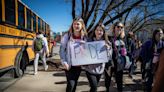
[14,51,29,78]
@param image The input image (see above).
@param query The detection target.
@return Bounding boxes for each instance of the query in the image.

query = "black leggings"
[86,71,102,92]
[104,66,114,92]
[105,65,123,92]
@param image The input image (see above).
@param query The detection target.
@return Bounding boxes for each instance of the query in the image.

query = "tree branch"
[72,0,76,19]
[98,0,126,24]
[85,0,98,25]
[104,0,144,26]
[81,0,85,19]
[129,11,161,31]
[87,0,101,31]
[123,10,131,25]
[84,0,90,19]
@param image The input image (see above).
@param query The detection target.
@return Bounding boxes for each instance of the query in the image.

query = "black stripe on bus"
[0,33,33,40]
[0,45,32,49]
[0,66,14,73]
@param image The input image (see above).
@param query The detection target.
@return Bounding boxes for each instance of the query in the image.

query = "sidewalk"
[1,45,144,92]
[3,63,144,92]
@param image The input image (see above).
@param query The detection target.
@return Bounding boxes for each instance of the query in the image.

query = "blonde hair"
[68,17,87,38]
[108,21,125,39]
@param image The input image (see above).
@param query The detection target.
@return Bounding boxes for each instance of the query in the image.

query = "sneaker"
[128,74,133,78]
[141,79,146,83]
[34,72,37,75]
[45,65,48,71]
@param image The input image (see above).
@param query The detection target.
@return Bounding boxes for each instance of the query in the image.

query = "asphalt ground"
[0,59,144,92]
[0,45,145,92]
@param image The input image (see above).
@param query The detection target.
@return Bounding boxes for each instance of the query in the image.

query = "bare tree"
[70,0,164,32]
[72,0,75,19]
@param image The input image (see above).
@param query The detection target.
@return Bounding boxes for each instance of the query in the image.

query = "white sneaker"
[34,72,37,75]
[45,65,48,71]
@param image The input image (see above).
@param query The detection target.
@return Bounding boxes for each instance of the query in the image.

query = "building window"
[26,9,31,31]
[33,13,36,32]
[5,0,15,25]
[18,1,25,28]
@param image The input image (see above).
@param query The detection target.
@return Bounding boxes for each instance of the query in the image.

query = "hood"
[36,34,44,39]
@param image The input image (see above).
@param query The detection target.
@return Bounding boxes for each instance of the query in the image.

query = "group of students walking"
[59,17,164,92]
[31,17,163,92]
[59,17,128,92]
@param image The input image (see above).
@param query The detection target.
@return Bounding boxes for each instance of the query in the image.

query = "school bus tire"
[14,51,29,78]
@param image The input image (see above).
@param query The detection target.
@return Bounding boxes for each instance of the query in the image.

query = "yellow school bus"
[0,0,52,77]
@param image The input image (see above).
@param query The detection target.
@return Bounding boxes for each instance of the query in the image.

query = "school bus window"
[5,0,16,25]
[40,19,43,31]
[38,17,41,31]
[46,24,49,35]
[44,23,46,33]
[0,0,2,22]
[42,21,45,32]
[33,13,36,32]
[45,23,47,34]
[18,1,25,28]
[26,8,31,31]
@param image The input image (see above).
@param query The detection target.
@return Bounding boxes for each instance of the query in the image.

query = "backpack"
[34,37,44,51]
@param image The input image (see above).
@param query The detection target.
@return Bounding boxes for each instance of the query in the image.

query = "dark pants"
[116,70,123,92]
[145,69,154,92]
[65,66,81,92]
[129,58,136,76]
[105,64,123,92]
[86,71,101,92]
[128,53,135,76]
[104,67,113,92]
[141,61,146,80]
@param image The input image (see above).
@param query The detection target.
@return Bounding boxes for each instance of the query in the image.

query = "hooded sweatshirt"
[32,34,49,54]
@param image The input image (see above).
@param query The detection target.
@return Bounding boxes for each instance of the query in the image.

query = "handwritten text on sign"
[70,41,108,66]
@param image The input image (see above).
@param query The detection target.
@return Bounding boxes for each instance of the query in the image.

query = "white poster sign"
[70,41,108,66]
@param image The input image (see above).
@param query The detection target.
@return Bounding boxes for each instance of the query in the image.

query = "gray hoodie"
[59,33,87,66]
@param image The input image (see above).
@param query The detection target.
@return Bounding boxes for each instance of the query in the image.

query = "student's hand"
[63,63,70,70]
[46,53,50,57]
[105,44,111,50]
[80,40,86,44]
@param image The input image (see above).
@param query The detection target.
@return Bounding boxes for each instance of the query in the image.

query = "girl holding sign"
[83,24,112,92]
[59,17,88,92]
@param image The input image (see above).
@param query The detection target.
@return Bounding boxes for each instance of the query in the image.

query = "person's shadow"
[53,71,88,86]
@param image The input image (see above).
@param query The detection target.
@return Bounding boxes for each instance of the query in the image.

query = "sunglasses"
[156,32,163,36]
[116,25,123,29]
